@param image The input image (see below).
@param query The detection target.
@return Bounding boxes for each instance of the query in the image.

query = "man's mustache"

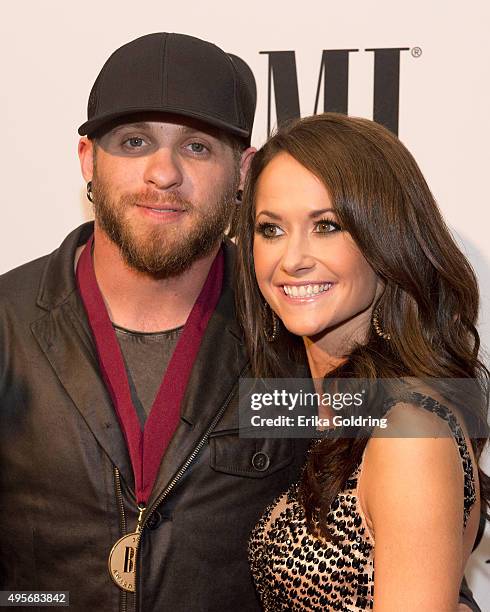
[119,190,193,211]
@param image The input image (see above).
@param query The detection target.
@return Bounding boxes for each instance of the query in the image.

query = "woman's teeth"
[282,283,332,298]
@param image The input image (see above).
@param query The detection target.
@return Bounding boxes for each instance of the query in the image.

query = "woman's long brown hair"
[235,113,489,538]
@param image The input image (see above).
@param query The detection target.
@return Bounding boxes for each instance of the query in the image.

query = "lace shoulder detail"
[383,391,476,527]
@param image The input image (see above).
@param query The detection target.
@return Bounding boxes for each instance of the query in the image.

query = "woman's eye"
[257,223,284,239]
[314,219,342,233]
[187,142,208,154]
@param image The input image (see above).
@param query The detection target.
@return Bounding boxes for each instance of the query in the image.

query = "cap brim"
[78,106,251,141]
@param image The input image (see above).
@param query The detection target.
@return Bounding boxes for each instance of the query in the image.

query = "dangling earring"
[86,181,94,203]
[263,301,279,342]
[372,306,391,341]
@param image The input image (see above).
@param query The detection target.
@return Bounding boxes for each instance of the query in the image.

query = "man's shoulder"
[0,223,92,312]
[0,253,51,307]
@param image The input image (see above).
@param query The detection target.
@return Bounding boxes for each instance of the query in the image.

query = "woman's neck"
[303,312,373,383]
[304,338,345,395]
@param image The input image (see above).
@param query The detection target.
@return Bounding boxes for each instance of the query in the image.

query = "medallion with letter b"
[108,532,140,592]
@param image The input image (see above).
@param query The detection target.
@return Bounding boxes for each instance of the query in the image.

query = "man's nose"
[143,148,183,190]
[280,235,316,275]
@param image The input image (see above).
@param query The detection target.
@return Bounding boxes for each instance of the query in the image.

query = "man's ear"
[78,137,95,182]
[238,147,257,190]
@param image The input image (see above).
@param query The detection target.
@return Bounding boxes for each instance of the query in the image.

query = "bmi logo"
[235,47,413,136]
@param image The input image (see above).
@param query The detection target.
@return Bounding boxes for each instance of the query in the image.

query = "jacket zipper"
[114,467,128,612]
[114,467,127,534]
[142,377,240,527]
[133,368,248,610]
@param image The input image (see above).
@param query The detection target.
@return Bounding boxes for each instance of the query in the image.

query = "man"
[0,32,310,611]
[0,32,479,612]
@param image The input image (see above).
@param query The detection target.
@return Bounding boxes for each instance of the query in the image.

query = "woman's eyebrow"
[256,208,336,221]
[309,208,335,218]
[256,210,282,221]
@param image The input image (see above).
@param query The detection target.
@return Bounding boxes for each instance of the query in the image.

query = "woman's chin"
[282,320,327,339]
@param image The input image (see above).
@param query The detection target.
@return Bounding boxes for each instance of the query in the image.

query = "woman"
[235,113,489,611]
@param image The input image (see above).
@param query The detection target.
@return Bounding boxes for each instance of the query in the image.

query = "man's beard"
[91,173,238,279]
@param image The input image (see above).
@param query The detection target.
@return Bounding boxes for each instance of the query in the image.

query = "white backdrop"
[2,0,489,607]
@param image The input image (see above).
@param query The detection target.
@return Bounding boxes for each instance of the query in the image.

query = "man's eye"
[256,223,285,239]
[124,137,145,148]
[186,142,208,154]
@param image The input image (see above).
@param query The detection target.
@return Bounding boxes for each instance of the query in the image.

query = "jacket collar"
[36,222,94,311]
[35,221,243,341]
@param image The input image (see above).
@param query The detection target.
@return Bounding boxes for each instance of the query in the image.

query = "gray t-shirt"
[114,324,184,426]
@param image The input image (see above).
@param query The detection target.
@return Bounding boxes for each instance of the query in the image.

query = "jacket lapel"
[31,223,135,493]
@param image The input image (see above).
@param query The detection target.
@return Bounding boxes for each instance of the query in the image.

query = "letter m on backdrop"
[260,47,409,136]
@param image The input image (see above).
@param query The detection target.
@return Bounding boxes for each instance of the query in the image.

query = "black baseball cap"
[78,33,256,145]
